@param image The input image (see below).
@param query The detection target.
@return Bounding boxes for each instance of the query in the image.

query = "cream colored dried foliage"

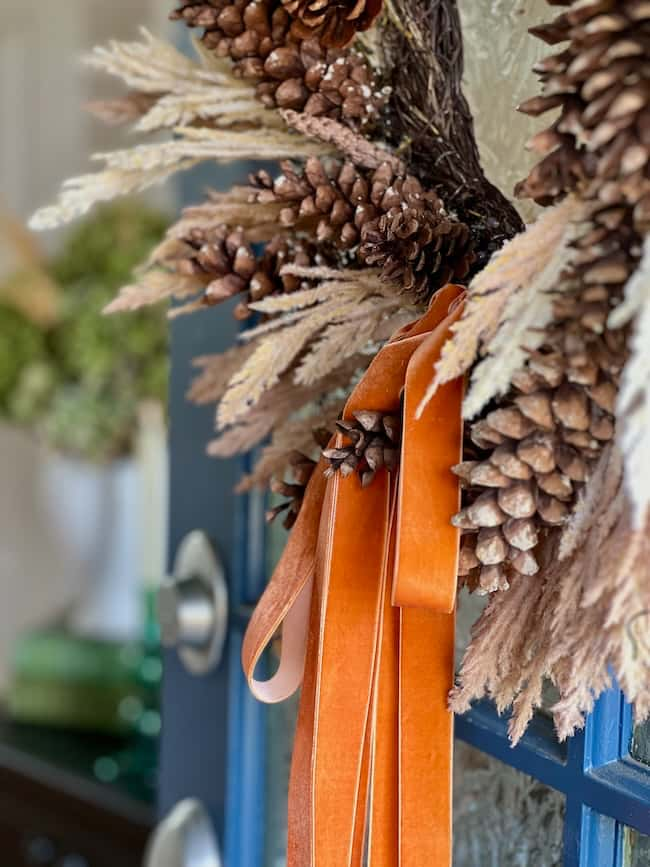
[418,197,580,419]
[206,353,365,481]
[30,128,327,230]
[187,346,257,407]
[29,30,329,231]
[609,236,650,530]
[29,159,199,231]
[85,28,218,93]
[217,267,405,428]
[104,269,204,314]
[86,29,276,132]
[232,400,344,489]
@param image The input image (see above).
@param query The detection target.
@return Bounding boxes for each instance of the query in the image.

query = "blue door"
[157,163,650,867]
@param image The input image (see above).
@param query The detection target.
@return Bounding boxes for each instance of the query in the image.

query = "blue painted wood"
[456,684,650,865]
[577,807,621,867]
[159,137,265,861]
[223,458,268,867]
[585,760,650,834]
[160,301,239,842]
[223,630,267,867]
[455,700,568,791]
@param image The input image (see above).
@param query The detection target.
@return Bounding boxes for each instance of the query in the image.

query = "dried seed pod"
[478,564,509,594]
[503,516,539,552]
[467,492,507,528]
[266,448,321,529]
[497,481,538,520]
[165,222,326,319]
[517,433,556,474]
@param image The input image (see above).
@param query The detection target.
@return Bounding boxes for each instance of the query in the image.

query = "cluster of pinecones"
[172,0,387,126]
[169,0,475,317]
[323,411,401,487]
[456,0,649,593]
[167,153,475,314]
[251,158,475,299]
[267,412,401,528]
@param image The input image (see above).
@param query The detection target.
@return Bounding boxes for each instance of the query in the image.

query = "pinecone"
[516,0,650,237]
[323,410,401,487]
[250,158,475,299]
[266,451,318,528]
[453,265,626,594]
[359,179,474,300]
[266,429,331,528]
[172,225,319,319]
[282,0,382,48]
[171,1,386,127]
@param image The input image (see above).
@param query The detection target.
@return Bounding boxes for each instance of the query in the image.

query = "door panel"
[160,303,238,839]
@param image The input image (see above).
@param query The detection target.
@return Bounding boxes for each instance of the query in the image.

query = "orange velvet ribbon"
[243,283,465,866]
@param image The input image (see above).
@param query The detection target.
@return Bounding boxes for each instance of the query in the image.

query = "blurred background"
[0,5,174,866]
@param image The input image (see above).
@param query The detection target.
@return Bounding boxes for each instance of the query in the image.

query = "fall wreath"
[32,0,650,861]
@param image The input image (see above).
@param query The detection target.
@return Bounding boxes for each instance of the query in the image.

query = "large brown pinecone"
[323,410,401,487]
[282,0,382,48]
[171,1,386,127]
[454,266,626,594]
[171,226,321,319]
[453,0,649,594]
[250,157,475,299]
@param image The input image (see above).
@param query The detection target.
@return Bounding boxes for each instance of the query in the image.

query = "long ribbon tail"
[394,300,465,867]
[367,485,400,865]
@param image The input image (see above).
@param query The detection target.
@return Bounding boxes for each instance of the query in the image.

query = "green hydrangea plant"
[0,202,169,461]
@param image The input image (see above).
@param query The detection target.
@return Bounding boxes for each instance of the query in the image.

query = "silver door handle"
[158,531,228,675]
[144,799,222,867]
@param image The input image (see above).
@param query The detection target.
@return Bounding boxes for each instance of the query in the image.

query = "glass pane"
[458,0,554,224]
[454,742,564,866]
[624,826,650,867]
[631,719,650,767]
[455,588,487,668]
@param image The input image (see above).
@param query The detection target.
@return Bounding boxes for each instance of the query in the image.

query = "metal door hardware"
[158,531,228,675]
[144,799,222,867]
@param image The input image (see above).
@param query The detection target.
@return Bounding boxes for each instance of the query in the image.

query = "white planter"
[39,449,143,641]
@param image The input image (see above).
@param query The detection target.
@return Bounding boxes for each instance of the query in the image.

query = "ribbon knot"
[243,284,465,866]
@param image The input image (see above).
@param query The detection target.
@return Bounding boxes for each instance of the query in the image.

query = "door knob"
[158,531,228,675]
[144,799,222,867]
